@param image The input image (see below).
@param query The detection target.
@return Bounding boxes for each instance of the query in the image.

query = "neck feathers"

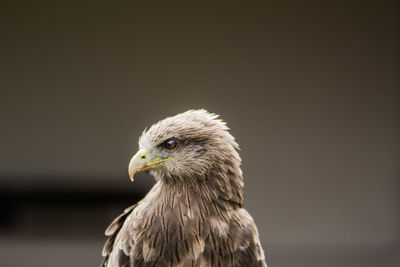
[157,157,244,214]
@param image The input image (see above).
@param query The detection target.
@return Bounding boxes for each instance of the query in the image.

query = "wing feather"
[101,204,137,266]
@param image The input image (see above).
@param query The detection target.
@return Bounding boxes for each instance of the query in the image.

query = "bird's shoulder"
[102,200,266,267]
[101,203,137,267]
[223,208,267,267]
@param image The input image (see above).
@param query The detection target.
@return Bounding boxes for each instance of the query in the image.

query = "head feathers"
[138,109,241,184]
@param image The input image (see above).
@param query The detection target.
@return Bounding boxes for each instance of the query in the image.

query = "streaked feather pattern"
[102,110,267,266]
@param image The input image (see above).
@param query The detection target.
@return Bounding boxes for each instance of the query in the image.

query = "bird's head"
[128,109,241,183]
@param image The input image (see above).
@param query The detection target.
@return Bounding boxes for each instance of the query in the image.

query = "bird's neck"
[153,165,244,214]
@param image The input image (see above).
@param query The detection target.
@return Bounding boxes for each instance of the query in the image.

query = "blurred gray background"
[0,0,399,266]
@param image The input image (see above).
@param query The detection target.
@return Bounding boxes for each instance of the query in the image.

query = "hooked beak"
[128,149,173,182]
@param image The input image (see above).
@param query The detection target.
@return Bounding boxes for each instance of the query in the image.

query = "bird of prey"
[102,109,267,267]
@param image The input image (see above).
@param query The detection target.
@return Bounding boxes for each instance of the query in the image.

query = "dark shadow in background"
[0,0,399,266]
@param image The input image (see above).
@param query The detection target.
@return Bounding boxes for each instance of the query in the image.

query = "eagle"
[102,109,267,267]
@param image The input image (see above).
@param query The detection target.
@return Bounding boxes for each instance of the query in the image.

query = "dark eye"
[163,138,177,149]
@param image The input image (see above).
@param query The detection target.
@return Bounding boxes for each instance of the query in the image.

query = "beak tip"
[129,170,135,182]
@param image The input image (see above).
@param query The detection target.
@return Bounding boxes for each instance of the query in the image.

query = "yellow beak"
[128,149,173,182]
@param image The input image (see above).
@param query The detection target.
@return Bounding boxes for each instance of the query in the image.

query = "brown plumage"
[102,109,267,267]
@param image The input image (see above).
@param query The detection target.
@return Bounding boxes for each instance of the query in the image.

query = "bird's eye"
[163,139,177,150]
